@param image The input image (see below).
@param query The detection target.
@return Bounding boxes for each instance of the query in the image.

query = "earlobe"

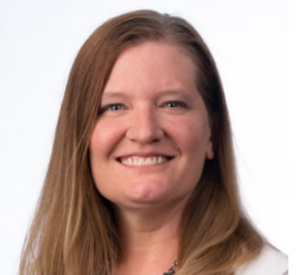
[205,141,214,160]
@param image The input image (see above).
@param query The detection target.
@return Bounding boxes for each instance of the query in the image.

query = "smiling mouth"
[117,156,174,166]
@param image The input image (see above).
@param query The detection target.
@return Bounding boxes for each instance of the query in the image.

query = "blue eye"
[107,104,123,111]
[164,101,187,108]
[98,104,124,115]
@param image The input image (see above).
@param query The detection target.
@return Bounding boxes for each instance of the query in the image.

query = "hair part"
[20,10,266,275]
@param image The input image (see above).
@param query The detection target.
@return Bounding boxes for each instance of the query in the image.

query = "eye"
[107,104,123,111]
[163,101,188,108]
[98,103,124,115]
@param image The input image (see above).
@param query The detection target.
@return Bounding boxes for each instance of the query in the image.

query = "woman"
[19,10,288,275]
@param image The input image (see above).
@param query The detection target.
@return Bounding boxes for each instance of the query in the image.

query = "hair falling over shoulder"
[19,10,268,275]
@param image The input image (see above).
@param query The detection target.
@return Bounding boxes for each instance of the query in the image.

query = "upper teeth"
[120,156,170,166]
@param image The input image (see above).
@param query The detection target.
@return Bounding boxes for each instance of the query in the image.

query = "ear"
[205,138,214,160]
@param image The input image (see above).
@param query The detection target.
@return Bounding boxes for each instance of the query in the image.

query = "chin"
[124,184,170,204]
[107,180,174,208]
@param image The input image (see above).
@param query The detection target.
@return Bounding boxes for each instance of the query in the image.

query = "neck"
[113,200,186,275]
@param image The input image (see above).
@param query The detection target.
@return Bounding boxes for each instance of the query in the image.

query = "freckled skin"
[89,41,214,210]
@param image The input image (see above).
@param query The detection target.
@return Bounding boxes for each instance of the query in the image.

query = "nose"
[126,105,164,144]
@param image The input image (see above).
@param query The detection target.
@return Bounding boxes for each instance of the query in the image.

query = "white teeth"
[120,156,170,166]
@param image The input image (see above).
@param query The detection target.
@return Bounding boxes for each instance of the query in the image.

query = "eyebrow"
[102,89,193,100]
[157,90,190,97]
[101,92,127,100]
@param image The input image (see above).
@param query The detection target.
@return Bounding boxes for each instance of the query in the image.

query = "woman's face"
[89,41,213,210]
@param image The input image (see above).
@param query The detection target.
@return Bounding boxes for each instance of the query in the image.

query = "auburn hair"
[19,10,267,275]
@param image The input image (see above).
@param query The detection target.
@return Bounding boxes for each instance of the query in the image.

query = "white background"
[0,0,299,274]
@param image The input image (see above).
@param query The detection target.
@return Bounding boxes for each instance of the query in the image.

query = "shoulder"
[235,245,288,275]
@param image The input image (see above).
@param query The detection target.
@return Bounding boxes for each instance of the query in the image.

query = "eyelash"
[98,104,123,115]
[163,101,188,108]
[98,101,188,115]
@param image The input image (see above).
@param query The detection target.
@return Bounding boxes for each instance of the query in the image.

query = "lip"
[116,151,176,159]
[115,152,176,169]
[117,156,174,169]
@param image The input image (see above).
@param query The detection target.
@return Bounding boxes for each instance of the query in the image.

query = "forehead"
[103,41,198,97]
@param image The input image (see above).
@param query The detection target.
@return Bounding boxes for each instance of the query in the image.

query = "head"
[65,9,234,208]
[20,10,264,275]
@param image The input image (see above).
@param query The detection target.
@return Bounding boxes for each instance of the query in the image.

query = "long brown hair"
[19,10,267,275]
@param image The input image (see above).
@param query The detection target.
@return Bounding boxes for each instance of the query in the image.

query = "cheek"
[166,116,210,153]
[89,120,125,197]
[90,119,124,159]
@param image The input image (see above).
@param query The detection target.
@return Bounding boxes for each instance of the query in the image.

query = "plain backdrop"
[0,0,299,274]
